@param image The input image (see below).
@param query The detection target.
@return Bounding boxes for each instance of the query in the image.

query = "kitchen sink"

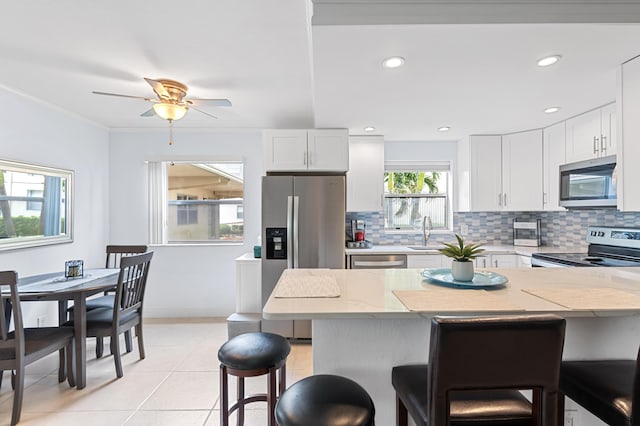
[407,246,441,252]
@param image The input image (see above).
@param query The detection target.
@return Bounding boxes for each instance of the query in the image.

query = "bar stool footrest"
[228,393,269,414]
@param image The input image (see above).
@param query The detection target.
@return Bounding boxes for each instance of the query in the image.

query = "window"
[27,189,43,211]
[176,194,198,225]
[149,160,244,244]
[0,159,73,251]
[383,161,451,231]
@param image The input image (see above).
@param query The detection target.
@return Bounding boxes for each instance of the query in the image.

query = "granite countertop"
[345,245,584,256]
[263,267,640,320]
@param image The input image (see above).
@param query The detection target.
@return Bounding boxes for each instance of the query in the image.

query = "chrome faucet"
[422,216,433,246]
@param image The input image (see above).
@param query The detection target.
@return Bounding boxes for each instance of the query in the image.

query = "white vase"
[451,260,474,282]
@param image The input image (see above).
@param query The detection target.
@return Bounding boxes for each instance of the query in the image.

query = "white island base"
[312,316,640,426]
[264,268,640,426]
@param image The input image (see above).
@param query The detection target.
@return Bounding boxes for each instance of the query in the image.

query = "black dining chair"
[65,251,153,378]
[0,270,75,425]
[392,314,566,426]
[559,346,640,425]
[68,244,148,358]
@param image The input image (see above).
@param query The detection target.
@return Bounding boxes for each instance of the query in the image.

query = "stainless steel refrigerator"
[261,175,345,338]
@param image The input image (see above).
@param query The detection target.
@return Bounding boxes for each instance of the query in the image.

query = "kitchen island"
[263,267,640,426]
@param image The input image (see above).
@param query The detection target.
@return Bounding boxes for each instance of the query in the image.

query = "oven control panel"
[587,226,640,248]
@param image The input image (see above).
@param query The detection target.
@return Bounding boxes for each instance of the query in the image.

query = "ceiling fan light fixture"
[544,106,561,113]
[153,102,187,121]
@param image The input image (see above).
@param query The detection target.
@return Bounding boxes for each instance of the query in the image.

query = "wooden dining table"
[3,268,120,389]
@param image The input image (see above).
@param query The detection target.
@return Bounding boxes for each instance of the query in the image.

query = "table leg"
[73,294,87,389]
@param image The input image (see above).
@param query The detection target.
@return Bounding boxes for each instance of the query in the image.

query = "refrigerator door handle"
[293,196,300,268]
[287,196,293,269]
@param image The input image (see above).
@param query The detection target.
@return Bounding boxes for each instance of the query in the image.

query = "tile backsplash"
[346,209,640,250]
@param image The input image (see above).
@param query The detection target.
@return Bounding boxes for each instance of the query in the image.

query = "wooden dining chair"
[65,252,153,378]
[392,314,566,426]
[68,244,148,358]
[0,270,75,425]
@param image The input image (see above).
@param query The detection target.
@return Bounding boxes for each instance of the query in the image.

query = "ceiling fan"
[93,78,232,144]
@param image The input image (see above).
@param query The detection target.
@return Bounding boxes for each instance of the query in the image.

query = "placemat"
[522,287,640,310]
[393,289,522,312]
[274,275,340,298]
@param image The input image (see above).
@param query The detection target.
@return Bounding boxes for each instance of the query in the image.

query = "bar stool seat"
[275,374,375,426]
[218,332,290,426]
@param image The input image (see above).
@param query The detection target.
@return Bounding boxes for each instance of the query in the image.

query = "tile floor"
[0,319,312,426]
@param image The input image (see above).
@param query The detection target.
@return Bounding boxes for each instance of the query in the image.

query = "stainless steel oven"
[532,226,640,268]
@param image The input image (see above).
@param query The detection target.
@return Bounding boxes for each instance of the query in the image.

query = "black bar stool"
[218,332,290,426]
[275,374,375,426]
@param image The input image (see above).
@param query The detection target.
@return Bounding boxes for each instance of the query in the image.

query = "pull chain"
[168,119,174,145]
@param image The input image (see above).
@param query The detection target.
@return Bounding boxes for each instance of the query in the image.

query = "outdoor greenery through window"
[384,163,450,231]
[149,161,244,244]
[0,159,73,250]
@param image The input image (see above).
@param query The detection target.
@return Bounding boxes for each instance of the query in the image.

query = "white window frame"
[383,160,453,233]
[148,159,244,245]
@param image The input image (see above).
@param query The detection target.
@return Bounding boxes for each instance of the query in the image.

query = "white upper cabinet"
[470,135,503,211]
[501,130,543,211]
[347,135,384,212]
[565,103,616,163]
[542,121,566,211]
[469,130,543,212]
[618,56,640,211]
[264,129,349,172]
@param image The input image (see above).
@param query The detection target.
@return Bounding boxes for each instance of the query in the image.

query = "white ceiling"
[1,1,640,141]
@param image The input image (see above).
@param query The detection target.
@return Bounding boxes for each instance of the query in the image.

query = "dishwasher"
[349,254,407,269]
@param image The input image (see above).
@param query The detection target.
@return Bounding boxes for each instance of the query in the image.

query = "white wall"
[0,87,110,325]
[108,128,263,318]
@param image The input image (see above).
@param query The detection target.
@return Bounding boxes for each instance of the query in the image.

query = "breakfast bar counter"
[263,267,640,425]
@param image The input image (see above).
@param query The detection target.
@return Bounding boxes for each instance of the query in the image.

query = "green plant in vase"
[438,234,485,281]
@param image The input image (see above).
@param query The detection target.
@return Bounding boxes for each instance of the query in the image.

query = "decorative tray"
[420,268,508,289]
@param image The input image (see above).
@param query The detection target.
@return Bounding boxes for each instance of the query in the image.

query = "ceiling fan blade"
[144,78,170,99]
[140,108,156,117]
[92,91,153,101]
[187,98,232,107]
[190,106,218,119]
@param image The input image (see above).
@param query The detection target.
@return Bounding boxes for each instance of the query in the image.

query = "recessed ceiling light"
[544,107,561,113]
[537,55,562,67]
[364,126,376,132]
[438,126,451,132]
[382,56,405,69]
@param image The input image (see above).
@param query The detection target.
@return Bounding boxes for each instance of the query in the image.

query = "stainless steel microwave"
[559,155,617,209]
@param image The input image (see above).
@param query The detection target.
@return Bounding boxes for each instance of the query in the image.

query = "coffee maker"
[347,220,370,248]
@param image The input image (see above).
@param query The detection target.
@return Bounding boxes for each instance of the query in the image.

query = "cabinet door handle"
[593,136,599,154]
[303,151,307,165]
[494,259,498,267]
[503,193,507,206]
[498,193,502,206]
[483,258,487,268]
[601,135,607,153]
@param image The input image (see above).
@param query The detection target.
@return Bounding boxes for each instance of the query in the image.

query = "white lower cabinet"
[518,255,532,268]
[407,254,445,269]
[234,253,261,313]
[475,254,519,268]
